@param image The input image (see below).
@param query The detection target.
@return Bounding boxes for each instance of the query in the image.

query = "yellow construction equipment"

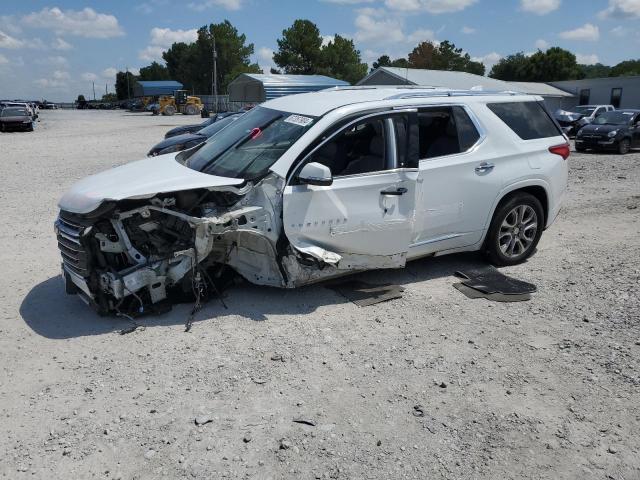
[154,90,203,116]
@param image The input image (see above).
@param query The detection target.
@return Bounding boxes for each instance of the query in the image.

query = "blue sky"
[1,0,639,101]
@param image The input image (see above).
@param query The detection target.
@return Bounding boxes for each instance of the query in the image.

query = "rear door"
[283,112,419,270]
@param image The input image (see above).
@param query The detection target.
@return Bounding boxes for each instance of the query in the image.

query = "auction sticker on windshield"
[284,114,313,127]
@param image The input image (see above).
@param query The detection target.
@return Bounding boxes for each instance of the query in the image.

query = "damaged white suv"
[56,87,569,314]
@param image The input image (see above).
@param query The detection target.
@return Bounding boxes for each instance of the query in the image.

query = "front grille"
[56,212,90,277]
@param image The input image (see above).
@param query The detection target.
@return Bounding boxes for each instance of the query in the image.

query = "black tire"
[484,192,544,267]
[184,104,197,115]
[618,138,630,155]
[575,145,586,152]
[27,123,34,132]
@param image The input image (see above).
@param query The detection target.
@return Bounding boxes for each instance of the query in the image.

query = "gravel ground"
[1,109,639,480]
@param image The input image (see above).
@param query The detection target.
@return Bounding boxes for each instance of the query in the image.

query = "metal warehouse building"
[357,67,575,110]
[550,76,640,109]
[228,73,349,103]
[133,80,183,97]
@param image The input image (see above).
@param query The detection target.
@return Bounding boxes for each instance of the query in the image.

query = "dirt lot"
[1,109,639,480]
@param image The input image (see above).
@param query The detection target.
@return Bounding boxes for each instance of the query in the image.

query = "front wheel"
[184,104,197,115]
[484,193,544,267]
[618,138,630,155]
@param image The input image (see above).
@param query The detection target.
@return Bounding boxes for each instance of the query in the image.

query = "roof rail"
[384,89,520,100]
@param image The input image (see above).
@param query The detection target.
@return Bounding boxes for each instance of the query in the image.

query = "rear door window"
[417,106,480,159]
[487,101,561,140]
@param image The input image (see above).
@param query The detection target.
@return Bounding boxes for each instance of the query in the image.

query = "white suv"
[56,87,569,314]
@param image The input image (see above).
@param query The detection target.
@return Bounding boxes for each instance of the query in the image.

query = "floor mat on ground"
[454,266,537,295]
[326,281,405,307]
[452,283,532,302]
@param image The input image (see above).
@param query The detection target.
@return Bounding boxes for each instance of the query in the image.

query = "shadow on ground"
[20,252,487,340]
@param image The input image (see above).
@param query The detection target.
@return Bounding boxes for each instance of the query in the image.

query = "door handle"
[475,162,495,174]
[380,187,408,196]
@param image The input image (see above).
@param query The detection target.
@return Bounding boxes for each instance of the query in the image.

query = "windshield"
[1,108,27,116]
[573,106,595,115]
[185,106,316,180]
[197,114,240,137]
[593,111,634,125]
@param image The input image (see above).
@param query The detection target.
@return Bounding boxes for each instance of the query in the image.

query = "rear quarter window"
[487,101,561,140]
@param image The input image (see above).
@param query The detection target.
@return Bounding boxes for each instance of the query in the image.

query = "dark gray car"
[0,107,34,132]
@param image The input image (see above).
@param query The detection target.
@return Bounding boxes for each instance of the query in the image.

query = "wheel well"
[501,186,548,225]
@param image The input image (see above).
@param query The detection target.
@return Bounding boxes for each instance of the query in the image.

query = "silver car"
[0,107,34,132]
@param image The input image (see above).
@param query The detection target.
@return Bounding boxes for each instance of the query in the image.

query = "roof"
[359,67,575,98]
[133,80,183,97]
[507,81,574,97]
[232,73,349,87]
[264,86,539,117]
[359,67,514,91]
[136,81,183,88]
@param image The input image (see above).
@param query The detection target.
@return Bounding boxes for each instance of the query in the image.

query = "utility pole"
[92,81,96,101]
[126,66,130,100]
[211,31,218,112]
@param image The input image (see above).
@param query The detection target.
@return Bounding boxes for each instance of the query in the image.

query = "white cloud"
[520,0,561,15]
[35,55,69,67]
[575,53,599,65]
[0,16,21,35]
[0,53,8,64]
[53,70,70,80]
[321,35,335,47]
[471,52,502,70]
[52,38,72,50]
[461,26,476,34]
[354,9,405,43]
[138,27,198,62]
[255,46,274,72]
[102,67,118,78]
[188,0,242,11]
[0,30,23,49]
[599,0,640,18]
[129,67,140,76]
[322,0,375,2]
[22,7,124,39]
[149,27,198,47]
[385,0,477,13]
[610,25,627,36]
[139,45,166,62]
[559,23,600,41]
[534,38,549,49]
[406,28,437,44]
[81,72,98,81]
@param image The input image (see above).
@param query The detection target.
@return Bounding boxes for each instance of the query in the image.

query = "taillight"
[549,143,570,160]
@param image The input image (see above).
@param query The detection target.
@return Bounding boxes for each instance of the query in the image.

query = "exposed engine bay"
[55,174,342,316]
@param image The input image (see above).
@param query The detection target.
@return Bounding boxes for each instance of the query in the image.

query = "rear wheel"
[618,138,630,155]
[484,192,544,266]
[184,104,197,115]
[163,105,176,116]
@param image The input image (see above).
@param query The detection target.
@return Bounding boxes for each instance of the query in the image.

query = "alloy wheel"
[498,205,538,258]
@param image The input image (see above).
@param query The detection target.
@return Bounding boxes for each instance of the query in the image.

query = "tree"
[138,61,170,81]
[319,34,367,84]
[372,55,409,71]
[408,40,484,75]
[115,71,136,100]
[489,52,531,80]
[101,93,117,102]
[490,47,580,81]
[162,20,260,94]
[579,63,611,79]
[609,59,640,77]
[273,19,323,74]
[76,94,86,105]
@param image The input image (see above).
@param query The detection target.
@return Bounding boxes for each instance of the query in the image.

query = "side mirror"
[298,162,333,186]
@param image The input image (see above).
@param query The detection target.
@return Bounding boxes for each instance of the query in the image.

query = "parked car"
[554,105,614,137]
[0,107,34,131]
[148,113,242,156]
[55,88,569,314]
[164,112,238,139]
[575,109,640,154]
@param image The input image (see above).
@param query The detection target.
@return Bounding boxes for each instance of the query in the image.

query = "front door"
[283,113,418,270]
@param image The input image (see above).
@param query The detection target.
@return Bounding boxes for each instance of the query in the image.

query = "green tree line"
[113,17,640,100]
